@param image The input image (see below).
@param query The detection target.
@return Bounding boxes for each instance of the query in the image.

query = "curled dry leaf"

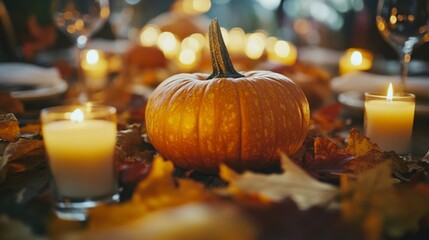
[220,152,338,210]
[0,138,44,183]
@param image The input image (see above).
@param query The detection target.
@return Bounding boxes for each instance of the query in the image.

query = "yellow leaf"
[86,155,214,230]
[345,128,381,157]
[340,161,429,238]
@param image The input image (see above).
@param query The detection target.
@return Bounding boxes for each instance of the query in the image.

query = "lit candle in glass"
[41,104,118,220]
[364,83,415,154]
[339,48,373,75]
[81,49,108,91]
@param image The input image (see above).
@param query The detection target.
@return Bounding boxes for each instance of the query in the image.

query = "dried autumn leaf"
[19,124,41,135]
[341,161,429,238]
[0,113,20,142]
[308,128,408,176]
[115,124,154,163]
[0,139,44,183]
[87,156,214,229]
[344,128,381,157]
[220,152,338,210]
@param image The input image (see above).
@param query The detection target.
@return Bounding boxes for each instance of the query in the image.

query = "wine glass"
[376,0,429,94]
[110,0,137,39]
[52,0,110,102]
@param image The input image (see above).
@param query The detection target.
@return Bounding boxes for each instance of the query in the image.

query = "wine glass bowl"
[52,0,110,49]
[51,0,110,102]
[110,0,136,39]
[376,0,429,93]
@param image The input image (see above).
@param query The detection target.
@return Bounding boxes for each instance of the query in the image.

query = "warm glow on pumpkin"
[146,19,309,173]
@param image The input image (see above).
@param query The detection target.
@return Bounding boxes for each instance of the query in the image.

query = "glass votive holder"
[81,49,109,99]
[41,104,119,221]
[364,92,415,155]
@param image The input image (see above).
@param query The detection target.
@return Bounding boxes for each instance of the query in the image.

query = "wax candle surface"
[364,100,415,154]
[43,120,116,198]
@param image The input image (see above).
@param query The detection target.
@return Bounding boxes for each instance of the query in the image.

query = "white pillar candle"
[42,105,117,198]
[364,83,415,154]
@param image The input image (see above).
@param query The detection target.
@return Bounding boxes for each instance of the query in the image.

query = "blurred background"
[1,0,428,63]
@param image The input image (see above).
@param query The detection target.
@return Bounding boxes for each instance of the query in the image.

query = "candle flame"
[71,109,84,123]
[86,50,100,65]
[350,51,363,66]
[387,82,394,101]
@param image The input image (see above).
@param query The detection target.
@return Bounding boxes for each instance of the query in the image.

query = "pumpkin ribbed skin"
[145,70,310,173]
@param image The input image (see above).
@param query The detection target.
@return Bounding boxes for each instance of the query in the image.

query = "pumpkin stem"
[207,18,244,80]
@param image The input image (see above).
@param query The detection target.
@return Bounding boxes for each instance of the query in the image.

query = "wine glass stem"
[399,51,411,94]
[76,45,87,103]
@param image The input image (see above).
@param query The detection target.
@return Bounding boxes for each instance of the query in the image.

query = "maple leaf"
[341,161,429,238]
[305,128,408,177]
[220,152,338,210]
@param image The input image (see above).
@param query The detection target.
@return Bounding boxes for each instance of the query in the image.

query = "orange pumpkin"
[145,19,310,173]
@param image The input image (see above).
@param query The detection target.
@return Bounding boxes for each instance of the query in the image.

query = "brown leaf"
[308,128,408,176]
[341,161,429,238]
[345,128,381,157]
[115,124,154,163]
[87,156,215,229]
[220,153,338,210]
[0,138,44,183]
[0,113,20,142]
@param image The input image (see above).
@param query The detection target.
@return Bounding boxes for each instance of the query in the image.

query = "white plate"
[0,63,68,102]
[9,81,68,101]
[338,91,429,117]
[331,72,429,97]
